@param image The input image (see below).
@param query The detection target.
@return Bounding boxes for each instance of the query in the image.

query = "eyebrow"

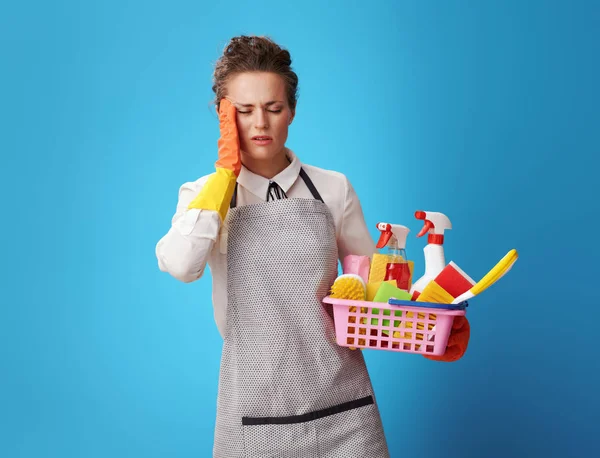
[237,100,283,108]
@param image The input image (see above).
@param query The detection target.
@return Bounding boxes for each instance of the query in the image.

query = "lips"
[251,136,272,140]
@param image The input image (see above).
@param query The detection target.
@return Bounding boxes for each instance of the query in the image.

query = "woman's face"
[224,72,294,162]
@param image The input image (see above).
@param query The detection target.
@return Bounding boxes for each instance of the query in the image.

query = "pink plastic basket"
[322,296,467,355]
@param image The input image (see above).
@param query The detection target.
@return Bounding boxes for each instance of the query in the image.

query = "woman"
[156,35,469,458]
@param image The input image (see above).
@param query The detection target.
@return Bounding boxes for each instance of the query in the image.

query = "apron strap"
[230,167,324,208]
[231,178,238,208]
[299,168,324,203]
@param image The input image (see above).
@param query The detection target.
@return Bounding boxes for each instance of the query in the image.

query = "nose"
[254,109,269,129]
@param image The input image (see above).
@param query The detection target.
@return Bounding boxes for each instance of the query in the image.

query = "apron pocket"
[241,396,375,457]
[242,421,318,457]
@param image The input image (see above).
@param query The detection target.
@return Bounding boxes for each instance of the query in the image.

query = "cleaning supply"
[405,211,452,340]
[413,275,457,343]
[368,257,415,285]
[423,251,516,347]
[359,282,411,337]
[413,261,476,346]
[432,261,477,299]
[375,222,412,291]
[416,281,454,304]
[342,255,371,284]
[373,282,412,303]
[323,294,467,355]
[372,283,412,335]
[366,280,396,301]
[451,249,519,304]
[368,253,392,283]
[330,274,368,350]
[416,261,476,304]
[329,274,367,300]
[409,211,452,300]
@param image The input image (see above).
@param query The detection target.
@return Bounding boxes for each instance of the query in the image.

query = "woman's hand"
[187,98,242,221]
[215,98,241,176]
[423,315,470,362]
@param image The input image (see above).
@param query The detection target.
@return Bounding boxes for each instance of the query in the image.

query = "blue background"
[2,1,598,457]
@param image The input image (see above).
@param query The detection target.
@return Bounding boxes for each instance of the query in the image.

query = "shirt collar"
[236,148,302,199]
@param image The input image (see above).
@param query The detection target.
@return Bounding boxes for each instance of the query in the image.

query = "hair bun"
[278,49,292,67]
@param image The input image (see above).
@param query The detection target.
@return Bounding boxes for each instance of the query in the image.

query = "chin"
[243,144,284,160]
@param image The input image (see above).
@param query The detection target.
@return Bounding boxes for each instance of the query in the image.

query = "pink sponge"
[342,255,371,284]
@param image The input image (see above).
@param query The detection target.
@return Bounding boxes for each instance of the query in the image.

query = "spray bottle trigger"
[376,222,393,248]
[417,220,434,237]
[376,231,392,248]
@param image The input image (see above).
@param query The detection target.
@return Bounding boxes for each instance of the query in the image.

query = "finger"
[441,345,461,361]
[448,324,469,348]
[423,345,459,362]
[219,97,233,112]
[452,315,467,330]
[219,99,237,123]
[222,96,241,109]
[447,332,458,348]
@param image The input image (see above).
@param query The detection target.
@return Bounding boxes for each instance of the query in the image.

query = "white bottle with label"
[409,211,452,300]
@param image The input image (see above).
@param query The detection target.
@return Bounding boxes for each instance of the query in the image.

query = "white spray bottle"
[409,211,452,300]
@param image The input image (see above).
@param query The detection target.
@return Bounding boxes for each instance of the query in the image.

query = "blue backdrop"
[2,1,598,457]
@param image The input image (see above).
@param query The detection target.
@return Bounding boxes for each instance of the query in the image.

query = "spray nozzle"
[416,214,434,237]
[376,222,393,248]
[414,211,452,242]
[376,222,409,249]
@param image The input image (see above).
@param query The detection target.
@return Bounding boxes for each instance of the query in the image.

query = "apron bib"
[213,169,389,458]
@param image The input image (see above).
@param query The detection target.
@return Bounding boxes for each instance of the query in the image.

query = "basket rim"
[388,298,468,310]
[322,295,468,312]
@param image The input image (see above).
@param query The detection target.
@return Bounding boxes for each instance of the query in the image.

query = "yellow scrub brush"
[329,274,367,351]
[329,274,367,300]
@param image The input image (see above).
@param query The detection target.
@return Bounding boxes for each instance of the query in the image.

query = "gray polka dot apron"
[213,168,389,457]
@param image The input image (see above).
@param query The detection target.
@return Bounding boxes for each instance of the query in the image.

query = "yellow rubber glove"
[188,98,241,221]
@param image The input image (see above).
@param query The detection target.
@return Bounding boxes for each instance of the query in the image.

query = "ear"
[288,110,295,125]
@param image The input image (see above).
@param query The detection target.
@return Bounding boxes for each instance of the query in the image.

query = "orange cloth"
[424,315,470,362]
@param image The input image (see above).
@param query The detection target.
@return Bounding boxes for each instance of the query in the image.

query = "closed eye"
[237,109,282,115]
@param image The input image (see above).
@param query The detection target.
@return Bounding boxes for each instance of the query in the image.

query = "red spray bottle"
[375,223,412,291]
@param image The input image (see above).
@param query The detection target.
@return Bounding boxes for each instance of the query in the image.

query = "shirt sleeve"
[155,178,221,283]
[337,176,376,263]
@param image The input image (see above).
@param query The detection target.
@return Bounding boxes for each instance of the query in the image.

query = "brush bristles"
[416,280,454,304]
[330,277,366,301]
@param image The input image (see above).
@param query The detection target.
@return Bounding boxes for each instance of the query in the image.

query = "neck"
[241,148,290,179]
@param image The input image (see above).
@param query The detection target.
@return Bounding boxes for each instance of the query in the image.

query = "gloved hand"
[214,98,242,175]
[423,315,470,362]
[188,98,241,220]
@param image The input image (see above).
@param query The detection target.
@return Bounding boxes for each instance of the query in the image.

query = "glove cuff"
[187,167,237,221]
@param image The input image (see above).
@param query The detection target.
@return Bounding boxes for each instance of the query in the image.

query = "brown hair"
[212,35,299,111]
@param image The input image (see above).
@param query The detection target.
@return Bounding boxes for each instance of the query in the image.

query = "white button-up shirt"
[156,149,376,337]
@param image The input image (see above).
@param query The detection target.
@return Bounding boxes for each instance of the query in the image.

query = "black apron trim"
[230,166,324,208]
[241,395,374,426]
[231,177,238,207]
[299,168,324,203]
